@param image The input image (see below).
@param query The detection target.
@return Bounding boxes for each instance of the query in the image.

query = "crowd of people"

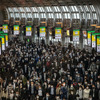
[0,39,100,100]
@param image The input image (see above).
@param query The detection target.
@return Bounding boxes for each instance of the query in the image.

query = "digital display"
[26,26,32,36]
[97,35,100,53]
[55,28,61,39]
[87,31,95,46]
[73,30,80,42]
[92,33,100,48]
[3,24,8,33]
[14,25,19,35]
[40,27,46,37]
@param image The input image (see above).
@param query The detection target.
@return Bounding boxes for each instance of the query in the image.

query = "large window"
[48,13,54,18]
[26,13,32,18]
[40,13,46,18]
[21,13,26,18]
[93,13,97,19]
[55,13,62,18]
[7,5,97,20]
[15,13,20,18]
[10,13,14,17]
[72,13,79,19]
[33,13,39,18]
[63,13,70,19]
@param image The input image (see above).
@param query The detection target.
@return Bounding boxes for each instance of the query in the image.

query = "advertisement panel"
[97,35,100,53]
[26,26,32,36]
[0,32,8,47]
[3,24,8,33]
[73,29,80,42]
[55,28,61,39]
[87,31,95,46]
[92,33,100,48]
[14,25,19,35]
[40,27,46,37]
[0,36,5,50]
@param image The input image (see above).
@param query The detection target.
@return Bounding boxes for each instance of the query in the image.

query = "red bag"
[46,61,50,67]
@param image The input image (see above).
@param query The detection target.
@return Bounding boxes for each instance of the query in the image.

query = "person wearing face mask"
[56,84,61,96]
[38,86,43,100]
[60,82,68,100]
[95,82,100,100]
[69,91,76,100]
[90,85,96,100]
[9,90,14,100]
[50,85,56,99]
[83,86,90,100]
[69,84,76,95]
[76,86,83,100]
[44,93,51,100]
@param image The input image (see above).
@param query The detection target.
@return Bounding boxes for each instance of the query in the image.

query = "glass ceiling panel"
[48,13,54,18]
[33,13,39,18]
[12,7,19,12]
[40,13,46,18]
[31,7,38,12]
[15,13,20,18]
[90,5,95,12]
[8,8,13,12]
[26,13,32,18]
[53,6,60,12]
[10,13,14,17]
[61,6,69,12]
[70,6,75,12]
[45,7,52,12]
[79,6,84,12]
[21,13,26,18]
[38,7,45,12]
[84,5,89,12]
[24,7,31,12]
[93,13,97,19]
[74,6,78,12]
[19,7,25,12]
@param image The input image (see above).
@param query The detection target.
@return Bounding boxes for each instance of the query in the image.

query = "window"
[34,13,39,18]
[15,13,20,18]
[40,13,46,18]
[70,6,78,12]
[24,7,31,12]
[90,5,95,12]
[84,5,89,12]
[55,13,62,18]
[93,13,97,19]
[87,13,91,19]
[13,7,19,12]
[38,7,45,12]
[72,13,77,19]
[8,8,13,12]
[53,6,60,12]
[74,6,78,12]
[10,13,14,17]
[81,13,85,19]
[63,13,70,19]
[61,6,69,12]
[76,13,79,19]
[45,7,52,12]
[48,13,54,18]
[19,7,25,12]
[79,6,84,12]
[31,7,38,12]
[27,13,32,18]
[68,13,70,19]
[21,13,26,18]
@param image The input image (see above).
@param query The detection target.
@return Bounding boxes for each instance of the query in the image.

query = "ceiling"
[0,0,98,7]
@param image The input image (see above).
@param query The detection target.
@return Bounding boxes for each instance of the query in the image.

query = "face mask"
[37,96,39,99]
